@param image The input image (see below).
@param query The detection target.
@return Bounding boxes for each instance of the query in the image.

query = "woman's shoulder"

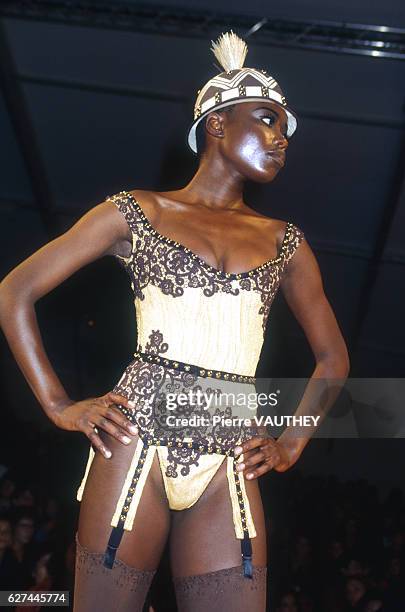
[125,188,163,226]
[241,206,303,251]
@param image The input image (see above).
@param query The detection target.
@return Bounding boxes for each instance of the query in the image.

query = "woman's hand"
[234,426,300,480]
[51,391,138,459]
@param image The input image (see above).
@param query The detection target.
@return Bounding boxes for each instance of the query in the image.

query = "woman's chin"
[250,166,281,184]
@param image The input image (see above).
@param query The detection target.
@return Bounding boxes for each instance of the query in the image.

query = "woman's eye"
[261,116,274,126]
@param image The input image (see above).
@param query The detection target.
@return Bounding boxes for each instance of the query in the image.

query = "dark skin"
[0,99,349,575]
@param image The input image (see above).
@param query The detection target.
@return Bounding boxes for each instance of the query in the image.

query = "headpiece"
[187,30,298,153]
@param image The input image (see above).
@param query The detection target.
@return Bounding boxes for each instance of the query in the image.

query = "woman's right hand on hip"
[51,392,138,459]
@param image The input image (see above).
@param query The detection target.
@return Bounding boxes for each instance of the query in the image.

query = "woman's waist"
[136,328,262,377]
[114,349,260,449]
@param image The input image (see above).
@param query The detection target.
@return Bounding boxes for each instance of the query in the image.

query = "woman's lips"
[266,151,285,167]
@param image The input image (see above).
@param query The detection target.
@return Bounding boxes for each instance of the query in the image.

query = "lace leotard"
[76,189,305,578]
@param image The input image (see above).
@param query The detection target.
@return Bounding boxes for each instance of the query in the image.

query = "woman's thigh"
[169,458,267,577]
[77,430,171,570]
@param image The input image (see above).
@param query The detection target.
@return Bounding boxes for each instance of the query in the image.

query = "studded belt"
[133,350,256,384]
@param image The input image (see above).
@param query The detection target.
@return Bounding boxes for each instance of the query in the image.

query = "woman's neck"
[182,150,245,210]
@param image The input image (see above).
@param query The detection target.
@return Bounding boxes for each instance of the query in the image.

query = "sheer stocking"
[173,564,267,612]
[73,533,156,612]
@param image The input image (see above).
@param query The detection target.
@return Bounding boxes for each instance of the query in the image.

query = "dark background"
[0,3,404,607]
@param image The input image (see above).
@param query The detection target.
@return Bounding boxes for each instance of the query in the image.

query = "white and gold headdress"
[187,30,298,153]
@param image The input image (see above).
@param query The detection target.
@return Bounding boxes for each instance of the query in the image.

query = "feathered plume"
[211,30,248,72]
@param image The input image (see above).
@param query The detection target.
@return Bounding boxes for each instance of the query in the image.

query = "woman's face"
[215,101,289,183]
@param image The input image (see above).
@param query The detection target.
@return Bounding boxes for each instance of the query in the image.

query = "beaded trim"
[116,191,292,280]
[118,443,148,525]
[233,462,249,535]
[133,350,256,384]
[140,433,236,456]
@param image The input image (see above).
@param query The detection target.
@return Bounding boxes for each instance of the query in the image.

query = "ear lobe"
[205,112,224,138]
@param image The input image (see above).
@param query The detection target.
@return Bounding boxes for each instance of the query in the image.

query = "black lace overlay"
[112,331,258,478]
[107,190,305,331]
[107,189,304,476]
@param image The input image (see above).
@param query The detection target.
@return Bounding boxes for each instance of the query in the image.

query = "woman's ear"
[205,112,225,139]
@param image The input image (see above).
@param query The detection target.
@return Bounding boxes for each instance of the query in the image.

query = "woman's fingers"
[236,448,266,472]
[91,413,135,446]
[235,438,281,479]
[85,424,112,459]
[81,393,139,456]
[103,404,138,436]
[101,392,139,437]
[106,392,136,413]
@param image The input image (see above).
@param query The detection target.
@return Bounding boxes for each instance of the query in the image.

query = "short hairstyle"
[195,105,236,158]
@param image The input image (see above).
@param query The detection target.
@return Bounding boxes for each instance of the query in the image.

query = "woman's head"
[188,30,297,173]
[195,100,289,183]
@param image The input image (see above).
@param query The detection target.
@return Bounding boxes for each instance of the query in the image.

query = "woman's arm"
[234,237,350,478]
[0,198,138,457]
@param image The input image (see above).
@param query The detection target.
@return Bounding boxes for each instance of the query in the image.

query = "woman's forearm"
[0,279,74,422]
[0,199,131,425]
[276,356,350,460]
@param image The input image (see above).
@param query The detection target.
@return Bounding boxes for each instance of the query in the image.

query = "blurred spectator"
[277,590,300,612]
[0,478,16,513]
[0,514,20,590]
[15,551,56,612]
[10,508,41,589]
[345,575,369,609]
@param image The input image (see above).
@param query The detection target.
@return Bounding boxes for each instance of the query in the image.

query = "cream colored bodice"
[108,190,305,377]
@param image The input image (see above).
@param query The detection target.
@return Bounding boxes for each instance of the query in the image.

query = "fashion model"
[0,32,349,611]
